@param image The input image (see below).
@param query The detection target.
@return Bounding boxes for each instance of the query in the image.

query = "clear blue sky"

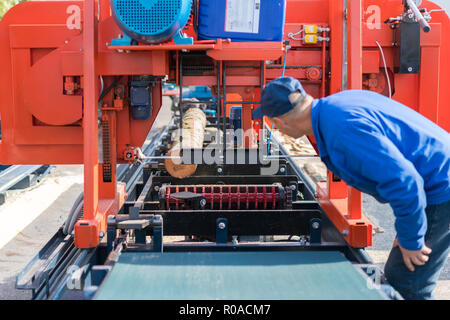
[430,0,449,12]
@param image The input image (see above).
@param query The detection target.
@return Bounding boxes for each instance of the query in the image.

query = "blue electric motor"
[111,0,192,44]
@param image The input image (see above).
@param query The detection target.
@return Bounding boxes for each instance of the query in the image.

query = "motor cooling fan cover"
[111,0,192,44]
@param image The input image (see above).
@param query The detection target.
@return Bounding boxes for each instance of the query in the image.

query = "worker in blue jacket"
[253,76,450,300]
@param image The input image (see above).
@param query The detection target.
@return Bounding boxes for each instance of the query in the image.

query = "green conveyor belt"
[95,251,386,300]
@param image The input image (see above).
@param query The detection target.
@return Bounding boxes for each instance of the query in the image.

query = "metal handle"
[406,0,431,32]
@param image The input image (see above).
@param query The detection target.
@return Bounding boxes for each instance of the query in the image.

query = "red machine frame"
[0,0,448,248]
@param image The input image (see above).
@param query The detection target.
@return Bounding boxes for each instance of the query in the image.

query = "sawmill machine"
[0,0,448,299]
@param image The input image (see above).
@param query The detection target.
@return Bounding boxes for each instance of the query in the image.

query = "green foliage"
[0,0,27,20]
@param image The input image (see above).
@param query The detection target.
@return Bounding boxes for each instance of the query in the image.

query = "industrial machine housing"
[0,0,448,299]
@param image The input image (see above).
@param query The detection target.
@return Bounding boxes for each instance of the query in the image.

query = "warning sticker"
[225,0,261,34]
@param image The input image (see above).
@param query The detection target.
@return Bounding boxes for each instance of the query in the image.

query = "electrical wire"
[99,76,104,97]
[288,28,304,41]
[428,9,446,14]
[266,46,288,155]
[282,46,288,77]
[268,26,330,154]
[288,35,305,41]
[375,40,392,99]
[63,192,84,235]
[99,76,123,102]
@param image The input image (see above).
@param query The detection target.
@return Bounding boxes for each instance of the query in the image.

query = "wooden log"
[165,108,207,178]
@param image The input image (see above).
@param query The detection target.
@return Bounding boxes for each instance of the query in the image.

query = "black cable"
[99,76,123,102]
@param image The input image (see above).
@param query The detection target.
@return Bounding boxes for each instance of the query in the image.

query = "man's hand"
[393,237,432,272]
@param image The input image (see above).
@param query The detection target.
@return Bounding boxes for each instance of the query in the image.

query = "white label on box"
[225,0,261,34]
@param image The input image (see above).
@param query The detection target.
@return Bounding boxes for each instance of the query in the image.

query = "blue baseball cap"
[252,77,307,119]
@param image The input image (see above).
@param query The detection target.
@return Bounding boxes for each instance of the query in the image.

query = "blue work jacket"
[311,90,450,250]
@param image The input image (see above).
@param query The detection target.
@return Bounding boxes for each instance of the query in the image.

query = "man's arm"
[332,120,428,251]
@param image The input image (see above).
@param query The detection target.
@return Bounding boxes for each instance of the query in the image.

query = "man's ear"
[271,116,284,129]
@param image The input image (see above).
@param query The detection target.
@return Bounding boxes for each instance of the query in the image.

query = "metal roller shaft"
[406,0,431,32]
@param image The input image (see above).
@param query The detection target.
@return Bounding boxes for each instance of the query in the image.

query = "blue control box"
[198,0,286,42]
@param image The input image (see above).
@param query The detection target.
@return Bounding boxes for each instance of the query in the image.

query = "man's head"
[253,77,314,138]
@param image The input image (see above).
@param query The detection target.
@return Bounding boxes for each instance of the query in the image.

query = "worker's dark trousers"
[384,199,450,300]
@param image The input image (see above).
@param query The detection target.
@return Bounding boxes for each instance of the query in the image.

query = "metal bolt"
[99,232,105,238]
[312,222,320,229]
[408,67,413,72]
[200,199,207,207]
[218,222,226,229]
[299,236,307,245]
[154,185,160,192]
[217,167,223,173]
[279,167,286,173]
[65,40,69,44]
[342,229,349,236]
